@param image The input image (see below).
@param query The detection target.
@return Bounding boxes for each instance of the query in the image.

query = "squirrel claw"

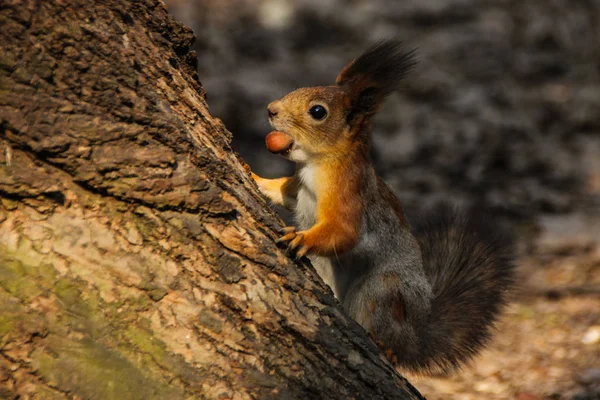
[276,231,297,245]
[281,226,296,234]
[295,245,309,259]
[277,228,310,258]
[288,233,304,250]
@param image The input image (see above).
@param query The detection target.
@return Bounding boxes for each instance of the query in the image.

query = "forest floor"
[407,213,600,400]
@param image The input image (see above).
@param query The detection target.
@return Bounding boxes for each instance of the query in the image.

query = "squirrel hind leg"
[344,270,435,371]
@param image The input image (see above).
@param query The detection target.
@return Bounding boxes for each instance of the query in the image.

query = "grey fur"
[298,163,514,373]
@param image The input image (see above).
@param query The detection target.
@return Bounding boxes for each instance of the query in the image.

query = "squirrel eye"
[308,105,327,120]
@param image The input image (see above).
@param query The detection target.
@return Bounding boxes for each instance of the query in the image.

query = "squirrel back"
[251,40,516,374]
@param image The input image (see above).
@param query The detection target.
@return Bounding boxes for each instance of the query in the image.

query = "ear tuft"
[336,40,416,125]
[336,40,416,95]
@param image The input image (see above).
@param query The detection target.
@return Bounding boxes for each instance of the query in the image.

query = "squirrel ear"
[336,41,416,125]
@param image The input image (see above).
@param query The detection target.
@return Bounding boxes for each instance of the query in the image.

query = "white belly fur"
[295,164,339,297]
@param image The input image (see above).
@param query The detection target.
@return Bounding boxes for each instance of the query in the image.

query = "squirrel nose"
[267,101,281,118]
[267,107,278,118]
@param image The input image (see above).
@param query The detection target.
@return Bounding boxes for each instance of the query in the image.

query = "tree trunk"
[0,1,424,399]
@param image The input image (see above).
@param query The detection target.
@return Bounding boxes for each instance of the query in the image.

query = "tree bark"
[0,1,424,399]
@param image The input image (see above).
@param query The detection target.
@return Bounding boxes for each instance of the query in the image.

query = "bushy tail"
[410,205,515,373]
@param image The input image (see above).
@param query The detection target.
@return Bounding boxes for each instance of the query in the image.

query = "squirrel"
[250,40,515,373]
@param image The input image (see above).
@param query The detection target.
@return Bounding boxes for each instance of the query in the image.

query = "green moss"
[122,324,204,386]
[0,242,200,396]
[0,258,43,301]
[37,262,58,284]
[54,278,90,315]
[32,337,182,400]
[0,257,57,298]
[125,325,169,361]
[0,315,15,337]
[0,286,44,342]
[132,214,158,239]
[53,278,116,340]
[122,288,152,311]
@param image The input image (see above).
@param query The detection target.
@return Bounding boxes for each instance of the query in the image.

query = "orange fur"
[252,173,298,209]
[294,146,365,257]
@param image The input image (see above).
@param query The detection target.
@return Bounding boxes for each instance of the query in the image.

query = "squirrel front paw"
[276,226,310,258]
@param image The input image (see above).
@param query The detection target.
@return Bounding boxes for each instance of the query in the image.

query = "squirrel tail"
[409,205,515,373]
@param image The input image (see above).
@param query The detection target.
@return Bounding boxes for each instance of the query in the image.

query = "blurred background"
[164,1,599,399]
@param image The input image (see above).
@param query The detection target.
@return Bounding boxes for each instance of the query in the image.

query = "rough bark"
[0,1,424,399]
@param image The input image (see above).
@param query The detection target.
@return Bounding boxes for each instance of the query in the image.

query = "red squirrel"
[251,41,515,373]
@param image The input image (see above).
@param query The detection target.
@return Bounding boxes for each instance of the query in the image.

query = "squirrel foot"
[277,226,309,259]
[367,332,399,365]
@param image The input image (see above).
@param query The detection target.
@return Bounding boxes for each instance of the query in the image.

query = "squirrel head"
[266,40,416,162]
